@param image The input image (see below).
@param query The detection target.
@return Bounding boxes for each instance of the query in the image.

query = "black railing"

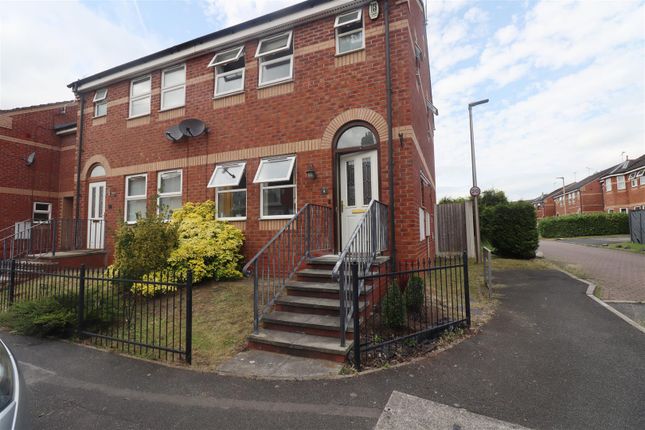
[0,219,105,261]
[0,260,192,363]
[350,252,470,370]
[243,204,333,334]
[332,200,388,347]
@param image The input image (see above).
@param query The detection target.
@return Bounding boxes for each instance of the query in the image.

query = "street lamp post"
[468,98,489,264]
[556,176,566,215]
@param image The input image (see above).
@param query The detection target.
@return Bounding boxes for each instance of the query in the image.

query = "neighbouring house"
[1,0,436,361]
[532,189,558,218]
[551,167,614,216]
[601,154,645,213]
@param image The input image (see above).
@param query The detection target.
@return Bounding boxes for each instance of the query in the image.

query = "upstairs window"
[125,174,147,223]
[161,65,186,110]
[33,202,51,222]
[208,162,247,220]
[129,75,151,118]
[605,178,612,192]
[335,9,364,55]
[93,88,108,117]
[256,31,293,86]
[157,170,182,219]
[209,46,245,97]
[617,175,626,190]
[254,156,297,219]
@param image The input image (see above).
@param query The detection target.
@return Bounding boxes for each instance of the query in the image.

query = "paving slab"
[217,350,342,379]
[375,391,531,430]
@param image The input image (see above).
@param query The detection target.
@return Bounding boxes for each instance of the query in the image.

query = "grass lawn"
[191,277,253,370]
[607,242,645,253]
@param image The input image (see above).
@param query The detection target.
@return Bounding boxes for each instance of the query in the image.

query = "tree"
[439,196,469,204]
[479,189,508,209]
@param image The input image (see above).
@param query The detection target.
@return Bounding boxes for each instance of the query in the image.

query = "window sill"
[213,90,245,100]
[335,47,365,57]
[127,113,150,120]
[218,217,247,222]
[159,105,185,113]
[260,215,295,221]
[93,114,107,119]
[257,78,294,90]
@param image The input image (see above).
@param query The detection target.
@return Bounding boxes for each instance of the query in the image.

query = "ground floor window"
[33,202,51,222]
[619,208,628,213]
[208,162,247,220]
[125,174,147,223]
[158,170,182,219]
[254,156,296,219]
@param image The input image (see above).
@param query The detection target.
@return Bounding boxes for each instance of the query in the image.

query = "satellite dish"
[165,125,184,143]
[25,152,36,166]
[178,118,208,138]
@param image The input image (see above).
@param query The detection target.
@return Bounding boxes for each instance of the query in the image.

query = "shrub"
[404,275,424,314]
[168,201,245,283]
[381,282,406,329]
[113,211,178,280]
[538,213,629,238]
[0,294,77,337]
[487,202,539,259]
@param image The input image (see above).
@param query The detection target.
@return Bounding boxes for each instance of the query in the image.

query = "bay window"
[209,46,245,97]
[617,175,626,190]
[157,170,182,219]
[254,156,296,218]
[605,177,612,192]
[208,161,247,219]
[255,31,293,86]
[125,174,147,223]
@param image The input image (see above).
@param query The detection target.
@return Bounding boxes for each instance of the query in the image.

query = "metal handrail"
[332,199,388,347]
[0,219,31,241]
[243,204,333,334]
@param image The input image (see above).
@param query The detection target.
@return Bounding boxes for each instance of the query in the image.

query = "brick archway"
[321,108,388,149]
[81,154,112,179]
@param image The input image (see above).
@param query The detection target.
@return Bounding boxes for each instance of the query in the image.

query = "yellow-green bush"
[129,201,245,296]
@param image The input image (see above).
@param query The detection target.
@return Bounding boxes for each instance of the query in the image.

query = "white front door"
[339,150,378,248]
[87,181,106,249]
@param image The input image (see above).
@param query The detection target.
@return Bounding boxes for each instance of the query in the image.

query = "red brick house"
[551,168,613,216]
[601,155,645,213]
[1,0,437,359]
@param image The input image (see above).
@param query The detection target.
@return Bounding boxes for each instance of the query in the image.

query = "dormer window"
[335,9,364,55]
[93,88,108,117]
[255,31,293,86]
[209,46,245,97]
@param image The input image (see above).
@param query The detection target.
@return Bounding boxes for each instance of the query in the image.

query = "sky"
[1,0,643,200]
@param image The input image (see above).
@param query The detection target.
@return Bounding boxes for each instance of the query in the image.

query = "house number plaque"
[369,1,379,20]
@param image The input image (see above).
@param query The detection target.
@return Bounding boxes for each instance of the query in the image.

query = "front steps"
[247,254,388,362]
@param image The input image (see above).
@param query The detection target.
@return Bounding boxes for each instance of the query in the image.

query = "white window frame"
[258,54,294,87]
[208,161,247,188]
[93,88,108,118]
[257,157,297,220]
[157,169,183,218]
[211,162,247,221]
[254,156,296,183]
[419,208,425,241]
[208,46,244,68]
[255,31,293,57]
[619,208,628,213]
[214,67,246,97]
[124,174,147,224]
[32,202,52,223]
[335,9,365,55]
[605,178,612,192]
[425,210,432,238]
[129,75,151,118]
[160,64,186,111]
[617,175,626,190]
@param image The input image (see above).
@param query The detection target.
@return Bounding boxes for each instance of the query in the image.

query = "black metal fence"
[350,252,470,370]
[0,260,192,363]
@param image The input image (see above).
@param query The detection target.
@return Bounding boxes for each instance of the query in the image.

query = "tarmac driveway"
[4,269,645,429]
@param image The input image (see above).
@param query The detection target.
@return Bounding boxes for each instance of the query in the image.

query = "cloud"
[0,0,165,109]
[200,0,297,27]
[431,0,645,200]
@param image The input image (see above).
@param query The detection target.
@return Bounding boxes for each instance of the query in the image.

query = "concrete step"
[263,311,354,332]
[247,329,350,362]
[274,295,368,317]
[285,280,373,300]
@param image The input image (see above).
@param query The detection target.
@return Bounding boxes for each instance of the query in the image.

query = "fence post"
[462,251,471,327]
[185,269,193,365]
[339,263,346,348]
[8,259,16,305]
[351,262,361,371]
[77,264,86,336]
[253,264,259,334]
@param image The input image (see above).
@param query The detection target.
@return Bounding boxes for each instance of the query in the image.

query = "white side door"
[87,181,106,249]
[339,150,378,248]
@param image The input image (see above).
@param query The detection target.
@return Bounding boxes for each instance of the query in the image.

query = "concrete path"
[539,239,645,301]
[4,269,644,429]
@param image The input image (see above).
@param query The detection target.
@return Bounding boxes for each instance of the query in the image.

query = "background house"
[601,155,645,213]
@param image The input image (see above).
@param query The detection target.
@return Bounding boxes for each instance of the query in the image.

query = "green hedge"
[485,202,539,259]
[538,213,629,238]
